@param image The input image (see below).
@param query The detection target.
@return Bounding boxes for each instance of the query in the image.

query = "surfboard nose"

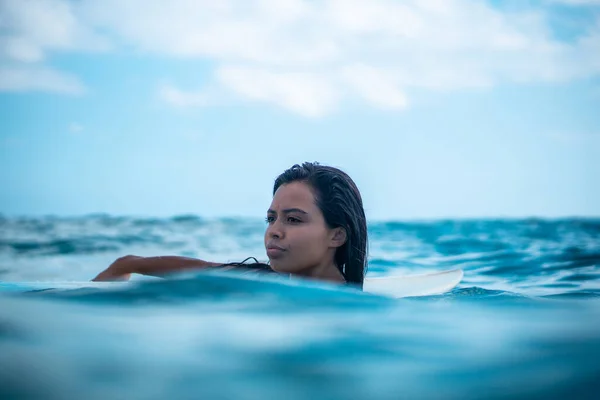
[363,269,464,298]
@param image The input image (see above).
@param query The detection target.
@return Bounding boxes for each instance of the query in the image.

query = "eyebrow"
[267,208,308,215]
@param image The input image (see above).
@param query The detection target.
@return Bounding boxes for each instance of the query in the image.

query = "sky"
[0,0,599,220]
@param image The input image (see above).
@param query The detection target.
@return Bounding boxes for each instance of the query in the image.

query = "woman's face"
[264,182,338,275]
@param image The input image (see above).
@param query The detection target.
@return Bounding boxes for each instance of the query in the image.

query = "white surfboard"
[363,269,463,298]
[0,269,463,298]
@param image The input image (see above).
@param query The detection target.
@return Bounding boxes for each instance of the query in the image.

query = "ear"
[329,227,347,248]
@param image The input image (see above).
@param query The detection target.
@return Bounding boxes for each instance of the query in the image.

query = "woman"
[92,162,368,288]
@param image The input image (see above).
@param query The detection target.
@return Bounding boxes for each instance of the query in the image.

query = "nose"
[266,219,284,240]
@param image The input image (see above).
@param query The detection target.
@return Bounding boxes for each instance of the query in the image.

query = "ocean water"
[1,215,599,399]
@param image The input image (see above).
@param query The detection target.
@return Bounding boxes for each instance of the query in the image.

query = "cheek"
[290,226,329,254]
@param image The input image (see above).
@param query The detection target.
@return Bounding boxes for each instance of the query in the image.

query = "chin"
[269,260,295,274]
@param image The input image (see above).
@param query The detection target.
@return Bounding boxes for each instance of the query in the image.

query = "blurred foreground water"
[1,215,599,399]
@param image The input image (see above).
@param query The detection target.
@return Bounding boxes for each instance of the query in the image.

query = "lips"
[266,243,286,258]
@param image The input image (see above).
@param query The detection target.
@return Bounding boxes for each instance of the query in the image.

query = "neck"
[293,262,346,284]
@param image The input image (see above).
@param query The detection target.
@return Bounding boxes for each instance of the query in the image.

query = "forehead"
[269,182,318,211]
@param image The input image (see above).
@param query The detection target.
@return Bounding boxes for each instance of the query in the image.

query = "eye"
[265,216,275,224]
[287,216,301,223]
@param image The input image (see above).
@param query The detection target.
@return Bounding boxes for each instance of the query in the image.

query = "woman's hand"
[92,255,142,281]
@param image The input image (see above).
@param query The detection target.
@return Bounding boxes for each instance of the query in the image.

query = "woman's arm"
[91,255,221,281]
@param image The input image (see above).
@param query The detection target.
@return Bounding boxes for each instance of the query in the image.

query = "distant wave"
[1,216,598,297]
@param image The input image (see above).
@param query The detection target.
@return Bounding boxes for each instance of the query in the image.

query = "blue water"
[1,215,599,399]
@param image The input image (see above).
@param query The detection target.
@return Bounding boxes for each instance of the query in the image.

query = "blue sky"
[1,0,599,220]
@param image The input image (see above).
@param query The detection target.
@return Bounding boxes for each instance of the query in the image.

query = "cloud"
[160,67,340,117]
[158,85,209,108]
[91,0,600,115]
[69,122,84,133]
[0,66,85,94]
[341,64,409,110]
[180,131,205,143]
[2,0,600,115]
[0,0,109,63]
[216,66,339,117]
[0,0,107,94]
[550,0,600,5]
[548,130,600,143]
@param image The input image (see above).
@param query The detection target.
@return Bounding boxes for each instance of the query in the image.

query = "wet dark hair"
[273,162,368,288]
[214,257,276,276]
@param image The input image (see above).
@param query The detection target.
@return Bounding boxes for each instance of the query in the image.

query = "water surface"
[1,216,599,399]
